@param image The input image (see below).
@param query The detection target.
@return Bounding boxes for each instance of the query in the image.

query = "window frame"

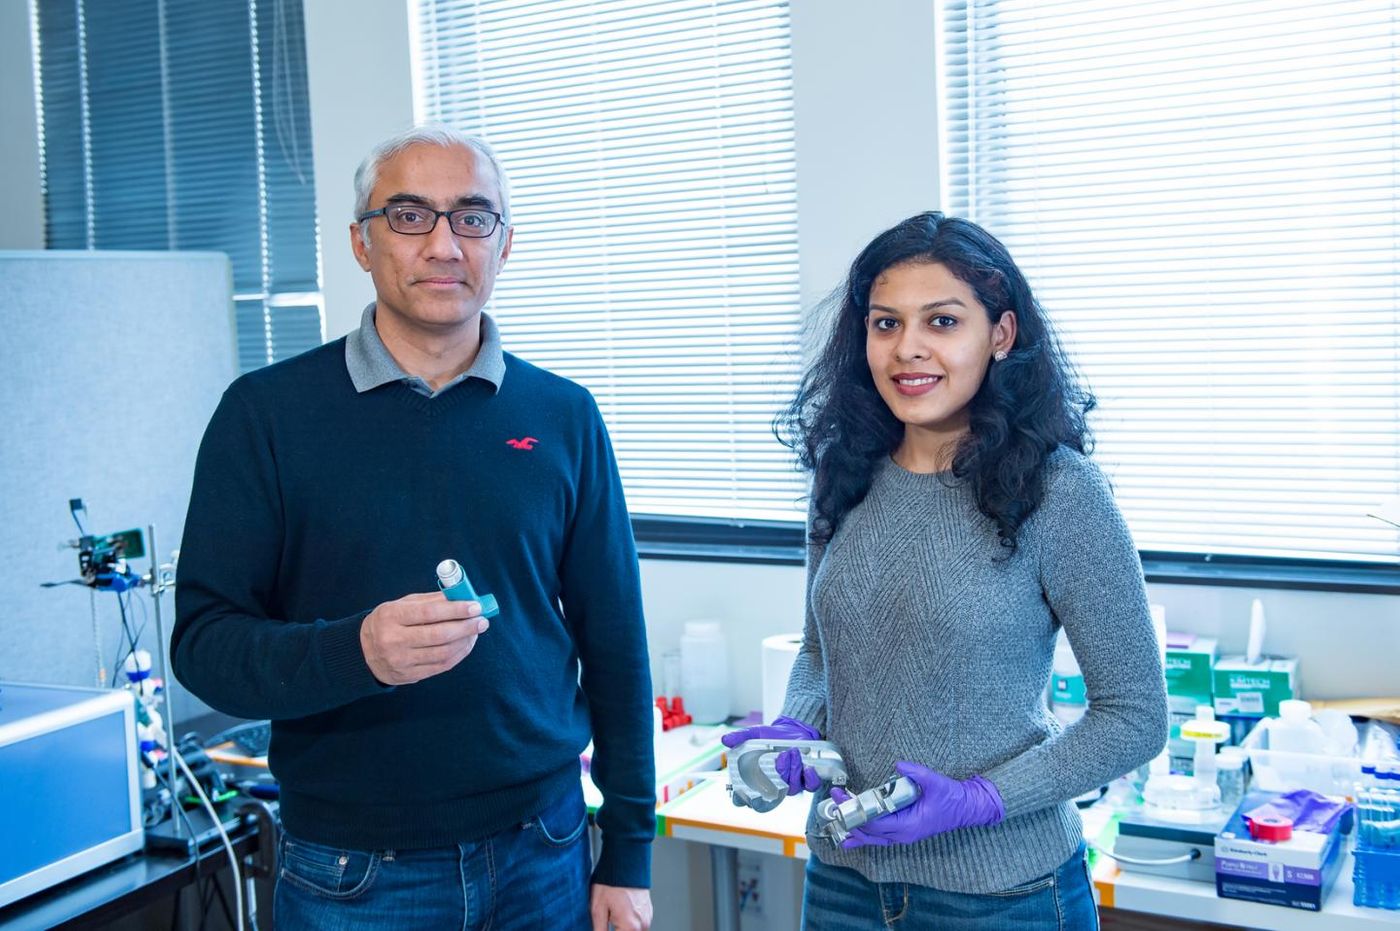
[631,516,1400,594]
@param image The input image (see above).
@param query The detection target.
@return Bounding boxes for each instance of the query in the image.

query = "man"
[173,125,654,930]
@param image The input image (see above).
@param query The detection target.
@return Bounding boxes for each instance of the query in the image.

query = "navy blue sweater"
[172,339,655,887]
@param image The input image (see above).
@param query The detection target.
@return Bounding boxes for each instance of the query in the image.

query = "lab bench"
[650,754,1400,931]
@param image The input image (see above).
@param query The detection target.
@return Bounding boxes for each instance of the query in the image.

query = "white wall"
[789,1,941,314]
[1,0,43,250]
[0,251,237,725]
[302,0,417,339]
[644,559,1400,718]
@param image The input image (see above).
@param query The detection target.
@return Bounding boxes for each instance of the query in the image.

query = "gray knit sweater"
[781,447,1168,894]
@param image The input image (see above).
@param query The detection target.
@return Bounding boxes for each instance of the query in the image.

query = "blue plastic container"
[1353,847,1400,911]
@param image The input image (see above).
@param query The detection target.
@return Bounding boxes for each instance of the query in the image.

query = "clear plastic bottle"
[1352,765,1400,911]
[1216,747,1248,811]
[1356,764,1400,851]
[1051,630,1087,726]
[680,621,730,725]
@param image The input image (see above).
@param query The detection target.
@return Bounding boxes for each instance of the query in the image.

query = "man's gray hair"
[352,125,512,246]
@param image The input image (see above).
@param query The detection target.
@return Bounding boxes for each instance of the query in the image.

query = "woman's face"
[865,261,1015,442]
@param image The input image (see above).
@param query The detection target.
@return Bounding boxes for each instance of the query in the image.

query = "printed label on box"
[1233,693,1265,715]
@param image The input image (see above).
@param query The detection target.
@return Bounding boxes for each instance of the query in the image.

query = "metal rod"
[148,523,181,834]
[710,845,740,931]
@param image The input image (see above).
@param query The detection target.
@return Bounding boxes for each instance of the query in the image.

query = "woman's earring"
[993,349,1009,362]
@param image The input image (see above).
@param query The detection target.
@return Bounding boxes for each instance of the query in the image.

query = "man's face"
[350,143,513,334]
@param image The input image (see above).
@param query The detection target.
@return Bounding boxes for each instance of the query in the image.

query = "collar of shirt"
[344,303,505,397]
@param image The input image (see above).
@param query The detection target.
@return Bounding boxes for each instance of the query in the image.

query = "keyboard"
[209,720,272,757]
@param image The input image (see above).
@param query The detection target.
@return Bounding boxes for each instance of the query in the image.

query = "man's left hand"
[590,883,651,930]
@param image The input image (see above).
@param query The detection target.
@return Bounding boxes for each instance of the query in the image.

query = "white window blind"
[942,0,1400,563]
[414,0,804,522]
[34,0,323,374]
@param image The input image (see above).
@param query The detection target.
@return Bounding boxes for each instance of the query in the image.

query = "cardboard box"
[1165,635,1217,703]
[1214,789,1346,911]
[1213,657,1298,718]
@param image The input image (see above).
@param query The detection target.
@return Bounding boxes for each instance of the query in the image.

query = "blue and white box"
[1214,790,1346,911]
[0,682,144,908]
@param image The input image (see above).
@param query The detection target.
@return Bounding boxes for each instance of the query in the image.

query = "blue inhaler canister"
[436,558,500,618]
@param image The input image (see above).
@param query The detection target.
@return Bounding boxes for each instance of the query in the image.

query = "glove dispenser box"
[0,682,144,909]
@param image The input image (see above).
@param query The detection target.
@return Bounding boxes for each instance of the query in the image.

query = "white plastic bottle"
[680,621,730,725]
[1268,699,1327,754]
[1051,630,1087,726]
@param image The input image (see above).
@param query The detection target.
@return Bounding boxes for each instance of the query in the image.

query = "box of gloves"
[1214,789,1351,911]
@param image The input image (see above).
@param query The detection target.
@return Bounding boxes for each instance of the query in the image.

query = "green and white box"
[1213,657,1298,718]
[1165,636,1217,703]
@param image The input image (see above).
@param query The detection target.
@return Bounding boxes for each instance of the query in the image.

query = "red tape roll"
[1247,814,1294,842]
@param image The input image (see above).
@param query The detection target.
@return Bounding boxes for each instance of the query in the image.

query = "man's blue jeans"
[273,783,591,930]
[801,842,1099,930]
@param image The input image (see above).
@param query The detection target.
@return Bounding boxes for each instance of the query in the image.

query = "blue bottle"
[436,559,499,618]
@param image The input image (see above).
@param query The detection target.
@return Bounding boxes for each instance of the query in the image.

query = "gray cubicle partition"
[0,251,237,724]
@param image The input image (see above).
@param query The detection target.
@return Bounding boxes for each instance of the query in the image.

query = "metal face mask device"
[815,775,921,844]
[727,739,848,812]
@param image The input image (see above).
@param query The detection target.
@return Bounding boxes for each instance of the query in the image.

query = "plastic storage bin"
[1353,848,1400,910]
[1240,717,1361,796]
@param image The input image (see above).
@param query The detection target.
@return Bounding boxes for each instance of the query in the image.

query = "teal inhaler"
[435,558,500,618]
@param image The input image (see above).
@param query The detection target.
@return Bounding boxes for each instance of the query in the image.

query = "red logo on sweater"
[506,437,539,450]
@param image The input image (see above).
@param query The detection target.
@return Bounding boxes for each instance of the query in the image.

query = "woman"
[723,212,1167,929]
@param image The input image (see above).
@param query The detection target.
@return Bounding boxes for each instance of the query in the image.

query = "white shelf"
[1093,852,1398,930]
[658,777,811,860]
[656,781,1400,928]
[582,723,731,810]
[1081,804,1399,929]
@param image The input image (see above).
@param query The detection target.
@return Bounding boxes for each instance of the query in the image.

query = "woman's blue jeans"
[801,842,1099,930]
[273,783,591,930]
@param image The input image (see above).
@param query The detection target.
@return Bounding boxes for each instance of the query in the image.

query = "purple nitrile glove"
[1245,789,1350,836]
[831,761,1006,849]
[721,715,824,795]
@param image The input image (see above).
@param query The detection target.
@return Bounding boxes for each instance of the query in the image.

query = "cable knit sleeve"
[983,454,1168,817]
[780,506,829,732]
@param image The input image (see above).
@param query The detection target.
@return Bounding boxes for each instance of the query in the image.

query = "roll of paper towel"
[762,633,804,724]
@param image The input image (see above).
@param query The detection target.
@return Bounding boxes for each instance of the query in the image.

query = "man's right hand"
[360,592,489,686]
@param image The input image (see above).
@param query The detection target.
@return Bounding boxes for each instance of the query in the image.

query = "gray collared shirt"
[344,303,505,397]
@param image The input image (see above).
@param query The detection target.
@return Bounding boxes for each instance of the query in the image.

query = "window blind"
[942,0,1400,563]
[414,0,805,521]
[34,0,322,374]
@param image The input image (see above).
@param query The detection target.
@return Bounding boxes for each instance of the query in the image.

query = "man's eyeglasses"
[358,204,504,238]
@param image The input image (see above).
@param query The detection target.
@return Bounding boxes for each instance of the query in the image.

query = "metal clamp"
[814,775,920,844]
[726,739,848,812]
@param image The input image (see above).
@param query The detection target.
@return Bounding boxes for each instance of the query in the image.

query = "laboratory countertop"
[582,722,734,813]
[81,724,1400,930]
[656,772,1400,930]
[1079,805,1400,931]
[1090,855,1398,930]
[658,775,812,858]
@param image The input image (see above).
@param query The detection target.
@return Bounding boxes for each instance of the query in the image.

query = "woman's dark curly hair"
[777,212,1095,550]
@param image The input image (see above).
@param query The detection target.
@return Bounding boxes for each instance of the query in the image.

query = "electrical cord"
[1086,839,1201,867]
[172,746,245,931]
[112,591,140,685]
[128,587,149,642]
[142,750,204,887]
